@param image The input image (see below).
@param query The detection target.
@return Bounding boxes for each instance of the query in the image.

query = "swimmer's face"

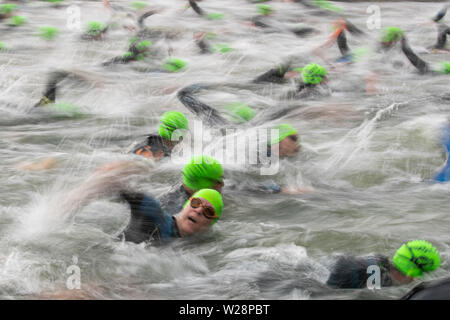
[276,134,301,157]
[176,198,215,236]
[211,179,224,193]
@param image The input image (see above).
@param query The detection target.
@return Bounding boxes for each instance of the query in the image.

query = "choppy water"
[0,0,449,300]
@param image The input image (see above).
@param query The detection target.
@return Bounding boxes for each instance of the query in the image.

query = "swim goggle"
[189,197,218,220]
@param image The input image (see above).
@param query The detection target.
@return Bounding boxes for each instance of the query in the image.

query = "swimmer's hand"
[62,160,152,214]
[16,157,58,171]
[280,186,314,194]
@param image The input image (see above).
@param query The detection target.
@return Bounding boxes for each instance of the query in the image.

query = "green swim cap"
[37,26,60,40]
[392,240,441,278]
[313,0,343,13]
[184,189,224,225]
[0,42,7,50]
[206,12,224,20]
[226,102,256,123]
[302,63,328,85]
[183,155,224,191]
[8,15,26,27]
[212,43,232,53]
[136,40,152,52]
[256,4,273,16]
[381,27,404,43]
[158,111,188,140]
[0,4,18,15]
[132,1,148,10]
[163,58,188,72]
[87,21,106,36]
[439,61,450,74]
[270,124,298,146]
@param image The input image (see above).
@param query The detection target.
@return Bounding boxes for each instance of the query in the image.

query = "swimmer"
[129,111,189,160]
[33,69,101,108]
[401,35,450,75]
[159,155,224,215]
[314,18,364,63]
[278,63,331,100]
[327,240,441,289]
[177,83,300,126]
[119,188,223,244]
[61,161,223,244]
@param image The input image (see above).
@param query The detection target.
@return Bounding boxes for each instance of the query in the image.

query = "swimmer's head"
[163,58,188,72]
[256,4,273,16]
[225,102,256,124]
[271,124,301,157]
[439,61,450,74]
[302,63,328,85]
[158,111,189,141]
[392,240,441,278]
[183,155,224,193]
[381,27,403,45]
[177,189,224,235]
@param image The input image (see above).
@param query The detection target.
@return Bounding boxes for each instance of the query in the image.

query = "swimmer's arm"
[188,0,205,16]
[336,30,350,57]
[280,186,314,194]
[61,161,151,215]
[400,37,430,74]
[432,6,447,23]
[177,84,229,126]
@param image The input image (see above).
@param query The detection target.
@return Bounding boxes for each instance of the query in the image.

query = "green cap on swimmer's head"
[158,111,188,141]
[392,240,441,278]
[439,61,450,74]
[381,27,403,43]
[226,102,256,124]
[302,63,327,85]
[163,58,188,72]
[256,4,273,16]
[184,189,224,225]
[270,124,298,146]
[183,155,223,191]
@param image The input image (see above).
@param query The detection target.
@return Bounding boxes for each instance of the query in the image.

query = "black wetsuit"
[433,24,450,50]
[120,192,180,244]
[130,134,171,158]
[177,84,230,126]
[34,71,71,107]
[326,255,394,289]
[401,277,450,300]
[158,185,192,216]
[177,83,301,126]
[401,37,431,74]
[253,63,291,84]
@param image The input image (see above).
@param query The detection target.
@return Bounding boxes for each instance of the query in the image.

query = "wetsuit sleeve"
[177,84,230,126]
[432,6,447,23]
[138,10,157,28]
[34,70,71,107]
[400,37,430,74]
[189,0,205,16]
[337,30,350,57]
[253,63,291,84]
[434,24,450,49]
[120,192,174,243]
